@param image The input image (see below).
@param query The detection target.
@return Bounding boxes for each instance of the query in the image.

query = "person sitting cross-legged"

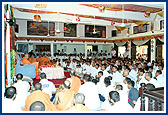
[54,79,75,111]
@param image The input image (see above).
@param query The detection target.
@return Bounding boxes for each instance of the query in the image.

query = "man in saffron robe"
[23,83,57,111]
[42,53,51,65]
[22,54,31,64]
[54,80,75,111]
[28,54,37,63]
[70,76,81,95]
[22,54,40,76]
[37,54,43,66]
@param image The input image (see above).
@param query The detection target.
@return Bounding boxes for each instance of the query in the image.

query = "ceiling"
[10,3,164,26]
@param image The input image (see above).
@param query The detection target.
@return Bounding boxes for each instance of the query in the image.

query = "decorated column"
[85,43,87,59]
[151,38,156,62]
[50,43,54,57]
[6,7,11,86]
[128,40,132,59]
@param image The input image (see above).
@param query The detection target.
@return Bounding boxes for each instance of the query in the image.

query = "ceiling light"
[120,23,126,27]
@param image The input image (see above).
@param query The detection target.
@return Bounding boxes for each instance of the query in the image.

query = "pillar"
[6,9,11,87]
[50,43,54,57]
[85,43,87,58]
[151,38,156,62]
[28,43,33,52]
[128,40,131,59]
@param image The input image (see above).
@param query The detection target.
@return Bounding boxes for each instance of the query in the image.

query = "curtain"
[132,39,150,46]
[115,41,127,47]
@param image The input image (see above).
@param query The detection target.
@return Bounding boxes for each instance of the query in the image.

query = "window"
[111,30,117,37]
[133,24,149,34]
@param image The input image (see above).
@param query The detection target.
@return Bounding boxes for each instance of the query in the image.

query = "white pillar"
[128,41,131,59]
[6,9,11,86]
[50,43,54,57]
[85,43,87,58]
[151,38,156,62]
[28,43,33,52]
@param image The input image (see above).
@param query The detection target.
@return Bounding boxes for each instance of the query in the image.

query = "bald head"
[16,73,23,80]
[5,86,16,99]
[74,93,85,104]
[30,101,45,111]
[63,80,71,89]
[34,83,42,91]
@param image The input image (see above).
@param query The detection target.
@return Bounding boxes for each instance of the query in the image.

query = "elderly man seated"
[54,79,75,111]
[23,83,57,111]
[68,93,90,111]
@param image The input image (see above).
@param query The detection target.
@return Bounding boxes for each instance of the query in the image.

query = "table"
[41,67,65,79]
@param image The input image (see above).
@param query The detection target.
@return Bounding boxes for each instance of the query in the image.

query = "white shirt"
[85,65,92,74]
[81,63,87,71]
[137,77,147,89]
[13,80,30,107]
[119,83,129,96]
[39,79,56,98]
[156,74,164,87]
[124,51,129,57]
[129,69,138,82]
[112,71,124,85]
[102,70,110,78]
[101,100,133,112]
[147,78,161,88]
[78,82,100,110]
[101,84,115,100]
[75,68,83,75]
[3,98,22,113]
[91,68,100,78]
[111,50,116,57]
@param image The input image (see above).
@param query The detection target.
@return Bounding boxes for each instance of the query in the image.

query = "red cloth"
[64,72,71,78]
[33,78,66,88]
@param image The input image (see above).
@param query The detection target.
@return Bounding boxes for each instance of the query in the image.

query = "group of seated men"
[4,50,164,112]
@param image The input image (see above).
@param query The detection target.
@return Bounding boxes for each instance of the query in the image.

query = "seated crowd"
[4,50,165,112]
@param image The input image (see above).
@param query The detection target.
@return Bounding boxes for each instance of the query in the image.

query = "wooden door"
[114,43,118,57]
[156,45,162,61]
[131,45,136,59]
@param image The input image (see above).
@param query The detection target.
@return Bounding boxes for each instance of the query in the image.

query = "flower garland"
[10,49,16,79]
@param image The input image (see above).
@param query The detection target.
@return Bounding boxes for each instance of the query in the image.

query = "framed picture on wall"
[85,25,106,38]
[27,21,55,36]
[133,24,149,34]
[64,23,77,37]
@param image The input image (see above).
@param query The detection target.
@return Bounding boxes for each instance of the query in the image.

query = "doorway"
[93,45,98,52]
[36,45,50,52]
[87,45,92,52]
